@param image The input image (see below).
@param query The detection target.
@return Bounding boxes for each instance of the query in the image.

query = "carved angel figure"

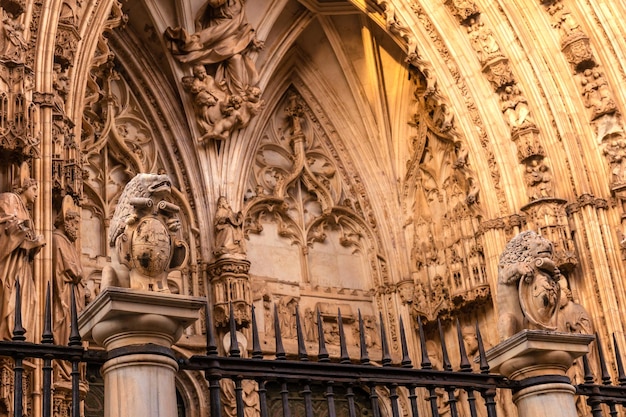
[497,230,561,341]
[164,0,261,97]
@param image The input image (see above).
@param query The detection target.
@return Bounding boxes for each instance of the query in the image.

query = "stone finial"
[496,230,561,341]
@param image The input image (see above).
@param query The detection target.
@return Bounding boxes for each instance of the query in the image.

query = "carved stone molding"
[511,126,544,162]
[208,258,252,329]
[521,198,578,272]
[482,56,515,89]
[444,0,480,24]
[54,23,80,70]
[561,30,595,71]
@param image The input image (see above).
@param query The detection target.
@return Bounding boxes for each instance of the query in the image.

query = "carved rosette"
[54,23,80,70]
[521,198,578,272]
[208,258,252,329]
[561,30,595,70]
[482,57,514,89]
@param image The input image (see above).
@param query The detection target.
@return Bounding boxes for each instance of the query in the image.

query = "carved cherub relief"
[165,0,264,141]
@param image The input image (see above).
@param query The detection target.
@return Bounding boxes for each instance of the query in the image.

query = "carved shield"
[518,271,560,331]
[129,217,172,277]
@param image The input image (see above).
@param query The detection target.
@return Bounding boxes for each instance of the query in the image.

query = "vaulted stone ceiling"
[81,0,626,347]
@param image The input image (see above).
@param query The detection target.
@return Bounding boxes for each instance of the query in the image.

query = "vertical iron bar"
[205,299,221,416]
[465,389,478,417]
[42,283,53,417]
[582,354,595,383]
[475,322,489,373]
[379,313,392,367]
[234,378,245,417]
[358,310,370,365]
[427,387,440,417]
[408,385,420,417]
[418,317,431,369]
[483,387,498,417]
[71,360,80,417]
[295,305,308,361]
[325,381,337,417]
[280,380,291,417]
[346,384,357,417]
[338,309,350,364]
[586,397,603,417]
[613,333,626,385]
[438,319,452,371]
[596,332,612,384]
[608,402,618,417]
[12,278,25,341]
[69,283,81,346]
[369,384,381,417]
[274,304,286,360]
[301,380,314,417]
[12,277,24,417]
[257,380,269,417]
[251,305,263,359]
[399,315,412,368]
[456,319,471,372]
[205,300,218,356]
[208,377,223,417]
[389,384,400,417]
[70,283,81,417]
[13,355,23,417]
[316,307,329,362]
[445,389,459,417]
[229,303,240,357]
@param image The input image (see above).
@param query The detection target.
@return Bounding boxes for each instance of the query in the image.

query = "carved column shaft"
[208,258,252,328]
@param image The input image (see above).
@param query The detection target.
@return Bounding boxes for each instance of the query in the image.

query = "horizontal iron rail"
[183,355,509,390]
[575,383,626,404]
[0,340,106,364]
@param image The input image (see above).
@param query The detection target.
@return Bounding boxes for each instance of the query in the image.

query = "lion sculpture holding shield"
[497,230,561,341]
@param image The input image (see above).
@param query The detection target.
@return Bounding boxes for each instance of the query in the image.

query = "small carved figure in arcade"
[0,176,45,341]
[497,230,561,341]
[101,173,188,293]
[213,196,246,258]
[52,196,84,347]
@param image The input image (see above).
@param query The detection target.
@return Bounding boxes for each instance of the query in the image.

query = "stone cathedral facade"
[0,0,625,416]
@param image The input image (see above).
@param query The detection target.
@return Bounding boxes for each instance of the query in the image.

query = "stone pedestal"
[78,287,205,417]
[487,330,594,417]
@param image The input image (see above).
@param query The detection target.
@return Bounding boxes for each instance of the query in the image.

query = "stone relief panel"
[404,69,487,323]
[244,90,384,357]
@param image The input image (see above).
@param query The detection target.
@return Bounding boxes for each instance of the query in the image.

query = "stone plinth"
[78,287,205,417]
[487,330,594,417]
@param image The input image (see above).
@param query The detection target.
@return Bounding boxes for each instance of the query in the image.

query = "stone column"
[487,330,594,417]
[78,287,205,417]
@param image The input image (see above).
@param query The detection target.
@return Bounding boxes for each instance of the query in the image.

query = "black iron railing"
[0,281,626,417]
